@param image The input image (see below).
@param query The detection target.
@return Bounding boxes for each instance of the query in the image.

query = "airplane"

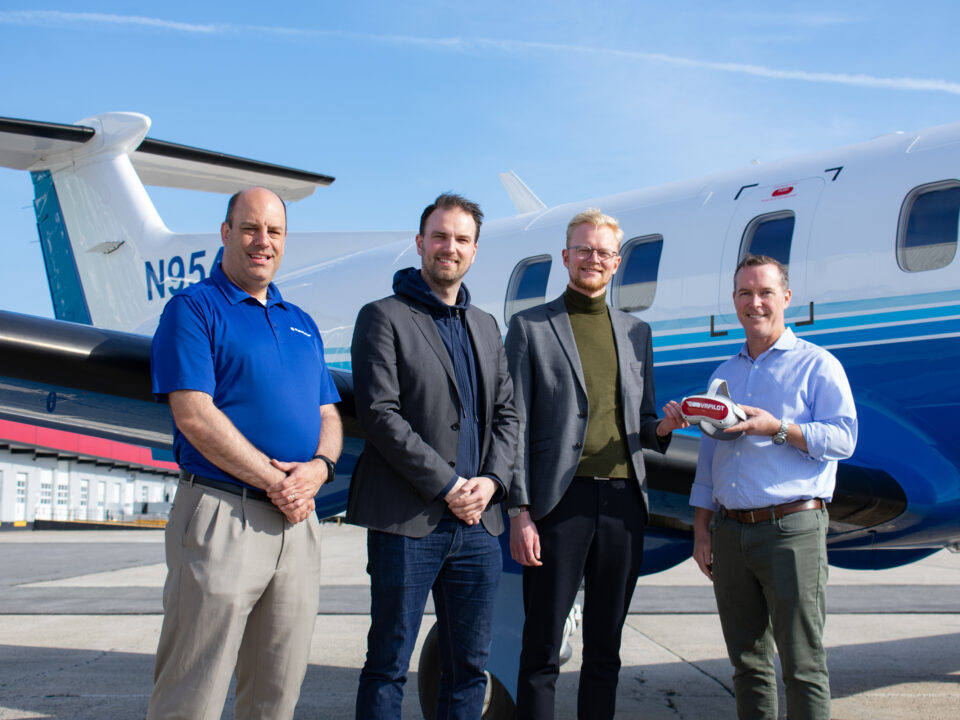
[1,111,959,717]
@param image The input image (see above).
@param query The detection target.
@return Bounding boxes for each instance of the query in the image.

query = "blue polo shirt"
[151,263,341,489]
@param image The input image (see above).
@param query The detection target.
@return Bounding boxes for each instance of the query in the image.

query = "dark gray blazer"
[347,294,518,538]
[504,294,667,521]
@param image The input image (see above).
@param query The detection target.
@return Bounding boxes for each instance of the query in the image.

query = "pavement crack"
[0,648,109,691]
[628,623,735,699]
[74,648,109,669]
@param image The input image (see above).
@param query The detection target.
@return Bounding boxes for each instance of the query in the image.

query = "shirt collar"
[736,326,797,361]
[211,262,285,307]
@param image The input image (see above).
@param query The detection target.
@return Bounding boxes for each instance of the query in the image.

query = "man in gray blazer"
[505,208,687,719]
[348,193,518,719]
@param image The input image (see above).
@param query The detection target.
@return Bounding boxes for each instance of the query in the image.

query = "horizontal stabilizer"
[0,116,95,170]
[499,171,547,214]
[132,139,334,201]
[0,113,335,201]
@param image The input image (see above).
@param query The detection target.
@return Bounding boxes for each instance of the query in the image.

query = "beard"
[570,267,609,294]
[423,255,468,288]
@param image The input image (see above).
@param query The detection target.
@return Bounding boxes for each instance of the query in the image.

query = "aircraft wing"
[0,310,359,517]
[0,310,170,448]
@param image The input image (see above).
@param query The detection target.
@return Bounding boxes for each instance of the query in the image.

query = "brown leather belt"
[723,498,825,524]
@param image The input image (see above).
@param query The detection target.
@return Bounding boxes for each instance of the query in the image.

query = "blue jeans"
[356,518,502,720]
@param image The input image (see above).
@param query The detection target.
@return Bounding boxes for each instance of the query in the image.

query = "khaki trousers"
[147,481,322,720]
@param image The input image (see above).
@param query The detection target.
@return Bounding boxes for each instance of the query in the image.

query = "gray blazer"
[504,295,667,521]
[347,294,518,538]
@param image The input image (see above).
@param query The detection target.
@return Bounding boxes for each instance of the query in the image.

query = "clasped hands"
[264,457,333,524]
[445,476,497,526]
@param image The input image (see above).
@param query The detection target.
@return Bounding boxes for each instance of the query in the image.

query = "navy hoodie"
[392,267,487,496]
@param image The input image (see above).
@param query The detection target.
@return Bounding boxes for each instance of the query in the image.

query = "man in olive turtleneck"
[505,208,687,720]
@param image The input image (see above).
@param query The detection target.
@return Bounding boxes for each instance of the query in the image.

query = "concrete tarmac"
[1,524,958,719]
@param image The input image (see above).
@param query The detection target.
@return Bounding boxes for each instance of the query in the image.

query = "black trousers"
[516,476,647,720]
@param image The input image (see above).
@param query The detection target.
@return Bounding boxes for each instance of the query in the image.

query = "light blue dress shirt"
[690,328,857,511]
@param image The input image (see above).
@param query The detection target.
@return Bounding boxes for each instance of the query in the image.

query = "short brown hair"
[735,254,789,290]
[419,193,483,242]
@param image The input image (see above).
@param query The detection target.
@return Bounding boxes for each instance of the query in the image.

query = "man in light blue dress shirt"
[690,254,857,720]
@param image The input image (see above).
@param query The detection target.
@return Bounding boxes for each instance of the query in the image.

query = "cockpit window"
[897,181,960,272]
[740,211,795,268]
[504,254,552,325]
[612,235,663,312]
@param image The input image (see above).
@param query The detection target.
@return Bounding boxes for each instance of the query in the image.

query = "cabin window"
[504,254,552,325]
[612,235,664,312]
[739,211,795,268]
[897,181,960,272]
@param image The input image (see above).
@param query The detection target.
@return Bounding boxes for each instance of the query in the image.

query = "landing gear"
[417,623,516,719]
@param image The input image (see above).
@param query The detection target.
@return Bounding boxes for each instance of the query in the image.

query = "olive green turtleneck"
[564,287,633,479]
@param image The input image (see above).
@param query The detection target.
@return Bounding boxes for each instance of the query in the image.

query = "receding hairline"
[224,187,288,228]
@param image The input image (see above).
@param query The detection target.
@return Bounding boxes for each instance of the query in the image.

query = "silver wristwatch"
[507,506,529,518]
[772,418,789,445]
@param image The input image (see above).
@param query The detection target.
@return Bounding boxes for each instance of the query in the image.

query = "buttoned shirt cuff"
[437,474,460,501]
[689,482,718,511]
[483,474,506,504]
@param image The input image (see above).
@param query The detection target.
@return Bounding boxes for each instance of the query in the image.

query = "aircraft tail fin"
[499,171,547,214]
[0,112,334,331]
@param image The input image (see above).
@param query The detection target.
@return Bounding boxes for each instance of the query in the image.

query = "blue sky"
[2,2,960,318]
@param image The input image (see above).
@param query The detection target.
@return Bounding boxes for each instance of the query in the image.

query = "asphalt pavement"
[1,525,958,719]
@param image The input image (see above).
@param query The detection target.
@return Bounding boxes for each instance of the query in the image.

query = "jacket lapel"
[546,296,587,395]
[465,308,491,386]
[410,305,457,388]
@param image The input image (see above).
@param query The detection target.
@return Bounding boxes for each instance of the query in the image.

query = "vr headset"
[680,378,746,441]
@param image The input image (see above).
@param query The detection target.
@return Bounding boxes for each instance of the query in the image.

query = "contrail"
[0,10,220,33]
[4,10,959,95]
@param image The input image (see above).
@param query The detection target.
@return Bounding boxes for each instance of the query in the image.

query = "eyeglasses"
[567,245,619,262]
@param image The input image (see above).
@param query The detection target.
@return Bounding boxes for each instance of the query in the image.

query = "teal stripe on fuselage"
[648,294,960,364]
[323,293,960,369]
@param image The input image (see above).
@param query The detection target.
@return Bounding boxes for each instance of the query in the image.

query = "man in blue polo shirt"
[147,187,342,720]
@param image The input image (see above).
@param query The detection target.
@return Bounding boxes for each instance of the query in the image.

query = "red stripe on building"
[0,419,178,471]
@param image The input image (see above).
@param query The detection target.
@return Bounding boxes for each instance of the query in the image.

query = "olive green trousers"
[712,507,830,720]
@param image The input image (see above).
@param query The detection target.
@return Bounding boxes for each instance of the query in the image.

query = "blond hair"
[565,208,624,247]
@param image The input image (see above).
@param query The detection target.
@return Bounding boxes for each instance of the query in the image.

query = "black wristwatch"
[312,454,336,483]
